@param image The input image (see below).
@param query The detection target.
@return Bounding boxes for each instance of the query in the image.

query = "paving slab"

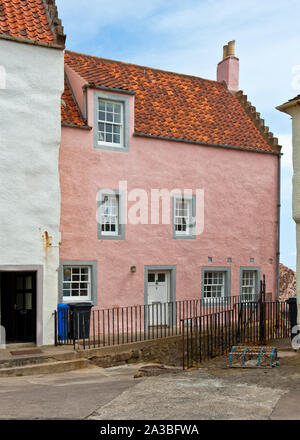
[88,371,286,420]
[0,364,143,420]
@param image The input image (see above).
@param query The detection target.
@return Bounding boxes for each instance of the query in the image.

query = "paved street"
[0,345,300,420]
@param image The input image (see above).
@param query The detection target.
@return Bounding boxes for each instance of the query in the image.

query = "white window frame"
[99,194,119,236]
[203,271,226,300]
[62,266,92,302]
[240,270,258,302]
[201,267,231,304]
[172,194,196,240]
[97,99,124,148]
[174,197,191,236]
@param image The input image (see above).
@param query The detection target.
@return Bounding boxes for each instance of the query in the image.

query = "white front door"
[147,271,169,326]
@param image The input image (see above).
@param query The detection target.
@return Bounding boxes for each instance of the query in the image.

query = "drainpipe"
[277,153,281,299]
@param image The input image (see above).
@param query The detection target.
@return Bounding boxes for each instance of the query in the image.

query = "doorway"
[0,272,36,343]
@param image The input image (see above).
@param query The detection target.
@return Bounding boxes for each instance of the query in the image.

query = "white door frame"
[144,265,176,328]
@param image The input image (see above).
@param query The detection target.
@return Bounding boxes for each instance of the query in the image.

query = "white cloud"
[56,0,164,43]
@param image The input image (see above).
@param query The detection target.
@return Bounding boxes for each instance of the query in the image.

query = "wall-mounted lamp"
[130,266,136,273]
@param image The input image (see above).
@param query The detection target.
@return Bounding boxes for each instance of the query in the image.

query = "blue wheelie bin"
[57,304,70,341]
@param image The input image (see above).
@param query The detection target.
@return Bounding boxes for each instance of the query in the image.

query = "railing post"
[182,319,185,370]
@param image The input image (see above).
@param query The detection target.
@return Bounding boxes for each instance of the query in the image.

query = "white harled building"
[0,0,65,345]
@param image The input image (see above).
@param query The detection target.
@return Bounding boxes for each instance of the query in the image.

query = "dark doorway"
[0,272,36,342]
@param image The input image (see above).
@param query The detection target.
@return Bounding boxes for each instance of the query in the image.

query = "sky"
[56,0,300,270]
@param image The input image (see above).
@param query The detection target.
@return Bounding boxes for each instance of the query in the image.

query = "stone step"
[0,358,90,377]
[0,355,54,369]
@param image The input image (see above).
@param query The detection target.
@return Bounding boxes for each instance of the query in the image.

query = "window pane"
[106,124,112,133]
[148,273,155,282]
[114,103,121,113]
[25,276,32,289]
[107,112,113,122]
[80,290,88,297]
[114,113,121,123]
[106,133,112,142]
[63,268,71,281]
[25,293,32,310]
[99,111,105,121]
[107,103,113,112]
[99,101,105,111]
[99,132,104,141]
[158,273,165,282]
[113,134,120,144]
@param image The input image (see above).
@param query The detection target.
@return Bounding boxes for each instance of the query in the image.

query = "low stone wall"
[81,335,184,368]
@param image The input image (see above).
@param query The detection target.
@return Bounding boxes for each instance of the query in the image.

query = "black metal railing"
[54,293,273,350]
[182,299,290,369]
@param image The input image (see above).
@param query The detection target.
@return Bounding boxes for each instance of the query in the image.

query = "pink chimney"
[217,40,239,91]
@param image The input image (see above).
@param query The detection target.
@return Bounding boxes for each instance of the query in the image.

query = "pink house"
[59,41,281,313]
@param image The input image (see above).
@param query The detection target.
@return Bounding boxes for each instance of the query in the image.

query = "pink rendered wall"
[59,87,279,309]
[217,56,239,91]
[64,64,86,114]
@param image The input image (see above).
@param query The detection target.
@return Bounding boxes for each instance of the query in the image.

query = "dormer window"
[98,99,124,147]
[94,92,130,152]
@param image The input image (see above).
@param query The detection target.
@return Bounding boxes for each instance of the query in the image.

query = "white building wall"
[0,39,64,345]
[290,106,300,324]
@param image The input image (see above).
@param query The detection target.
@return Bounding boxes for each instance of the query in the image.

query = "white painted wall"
[282,104,300,323]
[0,39,64,345]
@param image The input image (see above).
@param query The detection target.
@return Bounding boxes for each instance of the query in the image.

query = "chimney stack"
[217,40,239,91]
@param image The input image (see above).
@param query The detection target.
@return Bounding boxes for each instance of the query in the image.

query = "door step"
[5,343,36,350]
[0,358,90,377]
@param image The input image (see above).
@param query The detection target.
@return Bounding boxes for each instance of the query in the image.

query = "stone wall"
[84,335,184,368]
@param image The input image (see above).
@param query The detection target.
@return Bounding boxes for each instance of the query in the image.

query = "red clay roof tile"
[64,50,277,152]
[61,78,86,128]
[0,0,63,45]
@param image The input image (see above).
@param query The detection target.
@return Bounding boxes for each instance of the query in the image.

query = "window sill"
[173,233,196,240]
[98,141,124,148]
[95,141,129,152]
[63,298,92,303]
[98,234,124,241]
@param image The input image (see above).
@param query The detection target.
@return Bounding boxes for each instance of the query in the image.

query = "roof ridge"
[65,50,222,86]
[233,90,281,153]
[42,0,65,47]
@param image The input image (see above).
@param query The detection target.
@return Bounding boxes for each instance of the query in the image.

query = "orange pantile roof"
[61,78,86,128]
[64,50,279,153]
[0,0,65,46]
